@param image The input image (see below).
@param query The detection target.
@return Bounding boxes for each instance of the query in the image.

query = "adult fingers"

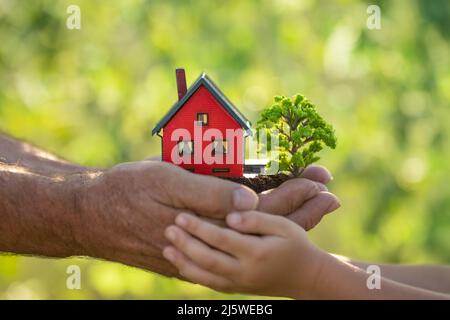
[287,192,340,231]
[300,165,333,184]
[257,178,320,215]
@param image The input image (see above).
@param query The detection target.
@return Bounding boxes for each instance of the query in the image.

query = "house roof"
[151,73,252,136]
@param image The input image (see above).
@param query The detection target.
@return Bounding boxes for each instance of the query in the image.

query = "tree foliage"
[257,94,337,176]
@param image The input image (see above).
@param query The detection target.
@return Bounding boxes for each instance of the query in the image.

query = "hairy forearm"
[0,162,179,277]
[0,134,179,277]
[0,163,84,257]
[347,260,450,294]
[0,132,92,175]
[302,253,450,299]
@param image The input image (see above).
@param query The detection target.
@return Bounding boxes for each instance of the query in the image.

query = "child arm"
[163,211,322,297]
[336,257,450,295]
[163,212,450,299]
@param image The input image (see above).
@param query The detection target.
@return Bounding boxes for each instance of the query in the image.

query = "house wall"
[162,85,244,177]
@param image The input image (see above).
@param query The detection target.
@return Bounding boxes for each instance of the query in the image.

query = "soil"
[222,173,291,193]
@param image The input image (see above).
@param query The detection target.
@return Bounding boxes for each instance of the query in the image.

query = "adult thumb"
[171,168,258,218]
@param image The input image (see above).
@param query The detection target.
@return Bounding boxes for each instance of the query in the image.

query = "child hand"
[162,211,327,298]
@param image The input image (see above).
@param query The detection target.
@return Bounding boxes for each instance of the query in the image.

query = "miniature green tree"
[256,94,337,177]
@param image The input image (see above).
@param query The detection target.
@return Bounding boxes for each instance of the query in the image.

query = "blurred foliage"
[0,0,449,299]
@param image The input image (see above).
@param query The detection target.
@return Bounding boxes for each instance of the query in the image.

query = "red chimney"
[176,68,187,100]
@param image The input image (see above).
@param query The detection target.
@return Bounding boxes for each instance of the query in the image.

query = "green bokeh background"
[0,0,449,299]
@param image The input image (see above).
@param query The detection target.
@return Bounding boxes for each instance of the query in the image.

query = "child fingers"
[163,246,234,293]
[174,213,253,257]
[226,210,296,236]
[165,225,239,276]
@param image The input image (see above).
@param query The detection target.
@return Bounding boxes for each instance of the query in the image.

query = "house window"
[177,140,193,156]
[212,139,228,155]
[196,113,208,126]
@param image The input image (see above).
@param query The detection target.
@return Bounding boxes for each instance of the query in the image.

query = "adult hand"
[74,161,338,276]
[74,161,258,276]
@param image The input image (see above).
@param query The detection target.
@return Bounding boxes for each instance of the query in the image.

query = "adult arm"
[0,163,85,257]
[0,132,91,175]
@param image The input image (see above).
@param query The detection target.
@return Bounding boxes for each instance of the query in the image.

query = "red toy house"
[152,69,252,177]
